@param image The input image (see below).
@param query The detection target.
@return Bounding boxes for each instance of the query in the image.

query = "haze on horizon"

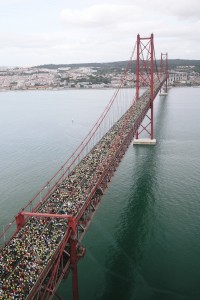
[0,0,199,67]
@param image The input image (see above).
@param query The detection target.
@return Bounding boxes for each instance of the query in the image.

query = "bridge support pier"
[133,138,156,145]
[70,235,79,300]
[159,92,168,96]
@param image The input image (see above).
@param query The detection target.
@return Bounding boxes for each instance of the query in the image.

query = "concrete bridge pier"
[133,138,156,145]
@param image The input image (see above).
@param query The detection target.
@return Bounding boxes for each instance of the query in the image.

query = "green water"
[0,87,200,299]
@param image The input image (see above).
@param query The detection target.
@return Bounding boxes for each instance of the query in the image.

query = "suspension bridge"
[0,33,168,300]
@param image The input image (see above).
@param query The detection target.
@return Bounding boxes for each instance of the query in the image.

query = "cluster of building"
[0,65,199,91]
[0,66,135,90]
[168,70,200,86]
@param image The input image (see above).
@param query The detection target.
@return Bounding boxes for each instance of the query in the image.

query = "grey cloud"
[60,4,143,28]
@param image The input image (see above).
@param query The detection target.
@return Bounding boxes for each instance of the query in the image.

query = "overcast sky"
[0,0,199,66]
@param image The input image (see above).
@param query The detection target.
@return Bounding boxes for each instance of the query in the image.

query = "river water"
[0,87,200,300]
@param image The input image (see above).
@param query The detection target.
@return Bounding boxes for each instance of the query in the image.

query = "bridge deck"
[0,78,165,300]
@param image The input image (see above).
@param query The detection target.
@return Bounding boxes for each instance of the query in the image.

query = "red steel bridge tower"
[133,33,168,145]
[160,52,168,94]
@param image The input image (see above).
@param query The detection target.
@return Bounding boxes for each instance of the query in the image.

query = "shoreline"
[0,85,199,93]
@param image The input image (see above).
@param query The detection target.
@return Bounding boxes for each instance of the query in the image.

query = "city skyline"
[0,0,199,67]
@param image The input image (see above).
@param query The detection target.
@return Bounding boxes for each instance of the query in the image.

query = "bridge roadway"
[0,76,166,300]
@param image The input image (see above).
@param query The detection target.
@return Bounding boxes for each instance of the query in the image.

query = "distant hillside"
[34,61,129,72]
[168,59,200,73]
[34,59,200,73]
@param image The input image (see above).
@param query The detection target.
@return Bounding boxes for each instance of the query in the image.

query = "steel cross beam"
[15,211,77,232]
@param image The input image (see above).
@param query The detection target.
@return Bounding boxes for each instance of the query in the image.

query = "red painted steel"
[70,236,79,300]
[135,33,155,140]
[136,34,140,101]
[161,52,168,93]
[150,33,154,139]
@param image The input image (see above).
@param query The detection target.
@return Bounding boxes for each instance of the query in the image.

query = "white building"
[168,72,188,85]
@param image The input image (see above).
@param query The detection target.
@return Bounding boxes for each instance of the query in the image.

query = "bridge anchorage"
[0,33,168,300]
